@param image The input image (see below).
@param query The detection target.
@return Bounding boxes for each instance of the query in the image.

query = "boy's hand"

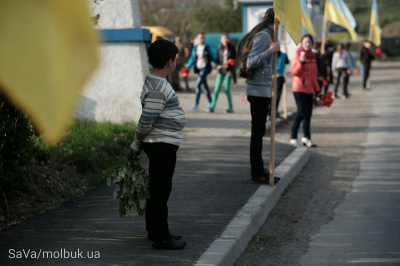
[130,148,141,157]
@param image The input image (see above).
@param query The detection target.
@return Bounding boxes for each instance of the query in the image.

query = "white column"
[76,0,148,123]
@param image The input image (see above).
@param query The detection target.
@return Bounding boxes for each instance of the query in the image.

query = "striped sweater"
[131,73,186,151]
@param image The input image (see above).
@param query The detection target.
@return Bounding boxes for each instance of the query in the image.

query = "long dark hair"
[237,8,274,78]
[237,8,275,60]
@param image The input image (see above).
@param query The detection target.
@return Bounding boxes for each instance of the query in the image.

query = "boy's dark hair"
[148,40,179,69]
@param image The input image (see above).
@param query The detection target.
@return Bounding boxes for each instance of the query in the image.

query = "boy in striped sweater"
[131,40,187,250]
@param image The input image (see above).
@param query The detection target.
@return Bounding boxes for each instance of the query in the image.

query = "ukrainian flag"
[301,0,317,37]
[275,0,302,44]
[370,0,381,47]
[324,0,358,41]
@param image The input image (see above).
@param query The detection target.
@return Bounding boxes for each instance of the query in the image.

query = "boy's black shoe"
[148,232,182,241]
[152,237,187,250]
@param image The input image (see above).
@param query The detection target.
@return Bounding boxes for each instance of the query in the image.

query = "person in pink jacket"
[289,34,320,148]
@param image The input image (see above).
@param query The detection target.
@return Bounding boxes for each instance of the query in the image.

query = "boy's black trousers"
[143,142,179,241]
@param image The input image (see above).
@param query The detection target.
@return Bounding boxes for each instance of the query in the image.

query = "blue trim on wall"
[98,28,151,43]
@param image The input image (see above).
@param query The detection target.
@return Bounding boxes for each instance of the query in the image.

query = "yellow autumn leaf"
[0,0,100,144]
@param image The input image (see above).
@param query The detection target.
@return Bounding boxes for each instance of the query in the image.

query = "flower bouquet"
[316,91,334,107]
[107,154,149,217]
[179,67,190,78]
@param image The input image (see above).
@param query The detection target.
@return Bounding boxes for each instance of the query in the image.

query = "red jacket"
[290,47,320,94]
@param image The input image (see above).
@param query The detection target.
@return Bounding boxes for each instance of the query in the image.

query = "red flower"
[225,59,236,68]
[180,67,190,78]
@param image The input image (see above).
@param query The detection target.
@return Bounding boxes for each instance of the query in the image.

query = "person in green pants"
[207,33,236,113]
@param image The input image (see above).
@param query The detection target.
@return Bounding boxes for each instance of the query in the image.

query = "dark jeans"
[334,67,350,97]
[248,95,271,179]
[142,142,179,241]
[291,92,313,140]
[194,67,212,106]
[362,63,371,88]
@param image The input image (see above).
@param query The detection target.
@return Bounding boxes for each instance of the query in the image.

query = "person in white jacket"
[332,43,353,99]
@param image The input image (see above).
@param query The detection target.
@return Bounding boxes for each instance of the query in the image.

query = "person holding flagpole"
[237,8,280,184]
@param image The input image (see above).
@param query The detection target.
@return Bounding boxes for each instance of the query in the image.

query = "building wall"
[239,0,325,61]
[239,0,298,59]
[241,2,273,34]
[76,0,148,123]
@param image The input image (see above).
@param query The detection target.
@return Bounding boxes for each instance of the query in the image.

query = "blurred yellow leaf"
[0,0,100,144]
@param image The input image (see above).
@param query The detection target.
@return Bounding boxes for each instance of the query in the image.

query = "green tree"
[0,91,36,189]
[343,0,400,36]
[138,0,242,41]
[191,0,242,34]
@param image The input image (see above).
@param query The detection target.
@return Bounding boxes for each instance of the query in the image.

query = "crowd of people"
[130,7,376,250]
[170,21,375,114]
[165,8,376,183]
[168,32,238,113]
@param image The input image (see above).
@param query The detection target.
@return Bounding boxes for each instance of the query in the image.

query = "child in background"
[208,33,236,113]
[185,33,217,111]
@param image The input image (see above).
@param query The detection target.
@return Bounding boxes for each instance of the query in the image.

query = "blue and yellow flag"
[0,0,100,144]
[275,0,302,44]
[370,0,381,46]
[301,0,317,37]
[324,0,358,41]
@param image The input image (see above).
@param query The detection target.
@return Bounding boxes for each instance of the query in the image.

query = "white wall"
[76,0,148,123]
[241,2,298,62]
[245,5,273,33]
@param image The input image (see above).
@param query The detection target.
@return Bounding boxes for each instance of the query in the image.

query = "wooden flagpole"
[321,7,328,55]
[269,17,280,186]
[281,25,288,119]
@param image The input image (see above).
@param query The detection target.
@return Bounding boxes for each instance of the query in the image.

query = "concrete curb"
[195,147,310,266]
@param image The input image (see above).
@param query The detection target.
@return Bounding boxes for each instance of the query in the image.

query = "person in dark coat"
[360,40,375,90]
[312,41,328,95]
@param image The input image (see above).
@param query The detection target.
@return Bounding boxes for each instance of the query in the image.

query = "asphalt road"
[235,61,400,265]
